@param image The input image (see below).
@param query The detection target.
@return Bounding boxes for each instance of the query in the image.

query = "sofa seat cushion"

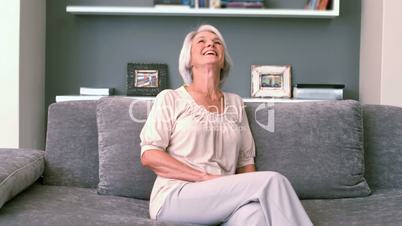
[302,189,402,226]
[0,148,44,208]
[0,183,198,226]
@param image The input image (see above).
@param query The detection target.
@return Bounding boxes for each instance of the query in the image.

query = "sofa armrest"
[0,148,44,208]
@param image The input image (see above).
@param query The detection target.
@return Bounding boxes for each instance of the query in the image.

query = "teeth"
[204,51,216,56]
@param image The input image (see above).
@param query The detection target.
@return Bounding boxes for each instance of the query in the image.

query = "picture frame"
[127,63,168,96]
[251,65,292,98]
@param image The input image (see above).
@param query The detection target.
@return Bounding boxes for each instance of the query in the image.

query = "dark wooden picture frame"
[127,63,168,96]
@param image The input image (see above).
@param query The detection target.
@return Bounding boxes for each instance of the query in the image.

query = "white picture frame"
[251,65,292,98]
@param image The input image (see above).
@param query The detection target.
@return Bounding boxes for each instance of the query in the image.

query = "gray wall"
[46,0,361,108]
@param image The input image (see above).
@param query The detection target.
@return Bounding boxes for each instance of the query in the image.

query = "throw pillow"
[96,97,156,200]
[44,101,99,188]
[245,100,371,198]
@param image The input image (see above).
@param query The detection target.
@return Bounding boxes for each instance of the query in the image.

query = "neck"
[188,65,222,99]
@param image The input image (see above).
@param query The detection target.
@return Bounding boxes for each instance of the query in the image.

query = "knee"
[271,171,287,180]
[258,171,291,186]
[223,203,266,226]
[260,171,287,181]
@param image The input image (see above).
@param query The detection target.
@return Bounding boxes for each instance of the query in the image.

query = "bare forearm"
[236,164,256,174]
[141,149,217,182]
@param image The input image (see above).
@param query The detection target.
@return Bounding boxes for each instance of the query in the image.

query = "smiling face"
[190,31,225,70]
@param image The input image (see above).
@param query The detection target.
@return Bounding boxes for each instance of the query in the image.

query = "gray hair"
[178,24,233,85]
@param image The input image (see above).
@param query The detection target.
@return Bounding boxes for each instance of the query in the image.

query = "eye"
[214,41,222,45]
[197,39,205,43]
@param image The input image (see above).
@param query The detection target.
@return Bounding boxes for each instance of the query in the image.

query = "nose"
[206,40,214,47]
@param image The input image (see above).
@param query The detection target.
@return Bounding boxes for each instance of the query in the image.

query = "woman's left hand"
[236,164,256,174]
[201,172,222,181]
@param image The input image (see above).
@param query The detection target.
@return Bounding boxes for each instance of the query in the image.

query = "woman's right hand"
[141,149,221,182]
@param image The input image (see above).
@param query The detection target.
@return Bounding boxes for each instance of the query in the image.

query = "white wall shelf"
[55,95,322,103]
[66,1,339,18]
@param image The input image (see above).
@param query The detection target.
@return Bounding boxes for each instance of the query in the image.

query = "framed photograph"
[251,65,291,98]
[127,63,168,96]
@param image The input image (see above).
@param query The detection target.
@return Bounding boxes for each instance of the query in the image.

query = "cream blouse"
[140,85,256,220]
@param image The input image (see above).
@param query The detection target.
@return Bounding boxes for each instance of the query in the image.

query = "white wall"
[360,0,402,107]
[359,0,382,105]
[0,1,20,148]
[381,0,402,107]
[0,0,46,149]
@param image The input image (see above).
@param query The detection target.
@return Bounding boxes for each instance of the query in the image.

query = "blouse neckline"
[179,85,227,116]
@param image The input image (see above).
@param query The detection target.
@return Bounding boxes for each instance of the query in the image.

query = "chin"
[204,60,223,66]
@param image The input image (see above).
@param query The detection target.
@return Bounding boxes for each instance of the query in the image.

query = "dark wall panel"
[46,0,361,107]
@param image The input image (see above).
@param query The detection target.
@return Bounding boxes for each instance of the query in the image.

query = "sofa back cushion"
[44,98,374,200]
[96,97,156,200]
[246,100,371,198]
[363,105,402,189]
[44,101,99,188]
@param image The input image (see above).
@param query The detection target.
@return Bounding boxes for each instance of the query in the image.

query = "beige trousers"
[156,171,313,226]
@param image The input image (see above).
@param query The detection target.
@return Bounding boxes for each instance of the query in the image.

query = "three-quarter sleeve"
[140,90,174,157]
[237,101,256,168]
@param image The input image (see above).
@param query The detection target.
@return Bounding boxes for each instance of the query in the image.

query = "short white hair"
[178,24,233,85]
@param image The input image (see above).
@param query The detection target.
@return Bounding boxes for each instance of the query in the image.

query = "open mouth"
[203,50,217,56]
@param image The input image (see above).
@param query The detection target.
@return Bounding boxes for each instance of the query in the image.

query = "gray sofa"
[1,97,402,226]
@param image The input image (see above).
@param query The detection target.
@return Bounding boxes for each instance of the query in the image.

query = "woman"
[140,24,313,226]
